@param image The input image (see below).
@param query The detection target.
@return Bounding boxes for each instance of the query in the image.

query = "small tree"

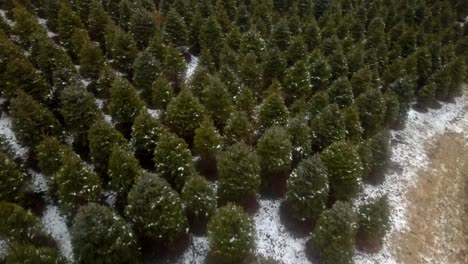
[223,111,253,146]
[200,77,233,129]
[130,109,162,162]
[79,42,105,80]
[125,173,188,244]
[130,8,156,48]
[165,89,205,141]
[163,9,188,46]
[309,201,357,264]
[321,141,363,201]
[57,5,84,51]
[286,155,329,222]
[218,142,260,205]
[357,196,390,252]
[208,204,255,263]
[258,90,289,131]
[256,126,292,195]
[108,144,142,206]
[328,77,354,108]
[0,152,26,203]
[71,203,139,263]
[0,202,45,245]
[133,51,161,99]
[4,244,65,264]
[283,60,312,103]
[310,104,346,151]
[342,105,364,142]
[109,78,145,126]
[355,89,386,138]
[154,130,195,191]
[109,27,138,74]
[55,152,102,219]
[10,92,63,148]
[164,46,187,90]
[182,175,217,222]
[193,119,223,175]
[366,132,391,184]
[287,116,312,163]
[35,137,72,191]
[87,120,128,172]
[151,77,174,110]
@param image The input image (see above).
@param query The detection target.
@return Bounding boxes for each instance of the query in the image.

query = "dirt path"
[391,132,467,263]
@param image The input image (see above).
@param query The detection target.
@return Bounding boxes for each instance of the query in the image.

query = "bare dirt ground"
[391,132,468,264]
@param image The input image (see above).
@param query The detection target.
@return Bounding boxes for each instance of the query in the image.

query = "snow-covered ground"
[185,55,199,82]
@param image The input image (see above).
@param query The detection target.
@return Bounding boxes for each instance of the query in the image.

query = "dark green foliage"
[88,0,110,45]
[309,201,357,264]
[79,42,105,80]
[153,131,195,191]
[283,60,312,103]
[200,77,233,129]
[4,244,65,264]
[199,16,224,66]
[310,104,346,151]
[328,77,354,108]
[131,109,162,161]
[286,155,329,222]
[130,8,156,48]
[287,116,312,163]
[12,5,45,48]
[194,119,223,167]
[208,204,255,263]
[35,137,72,190]
[383,91,400,128]
[55,152,102,219]
[286,36,307,65]
[308,90,329,117]
[133,51,161,98]
[182,175,217,220]
[70,28,91,59]
[152,77,174,110]
[163,9,188,46]
[258,89,289,131]
[417,82,437,108]
[357,196,390,251]
[108,145,142,204]
[59,85,101,134]
[125,173,188,244]
[223,111,253,145]
[0,152,27,203]
[343,105,363,142]
[165,89,205,141]
[109,27,138,74]
[366,132,391,183]
[256,126,292,193]
[0,202,44,244]
[321,141,363,201]
[87,120,128,170]
[109,78,145,125]
[57,4,84,50]
[71,203,139,264]
[350,67,376,98]
[355,89,386,138]
[236,87,256,115]
[309,51,332,92]
[96,64,117,98]
[272,19,291,50]
[239,52,263,92]
[10,92,63,147]
[218,142,260,204]
[388,76,414,121]
[164,46,187,90]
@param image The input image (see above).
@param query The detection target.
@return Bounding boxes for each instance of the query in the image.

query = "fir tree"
[164,89,205,141]
[309,51,332,92]
[256,126,292,195]
[125,173,188,244]
[130,8,157,48]
[130,109,162,162]
[199,16,224,66]
[357,196,390,251]
[153,130,195,192]
[328,77,354,108]
[12,5,45,48]
[309,201,357,264]
[355,89,386,138]
[96,64,117,99]
[283,60,312,103]
[310,104,346,151]
[10,92,63,148]
[342,105,363,142]
[208,204,255,263]
[0,202,46,245]
[286,155,329,222]
[350,67,376,98]
[388,76,415,121]
[57,4,84,50]
[109,78,145,125]
[0,152,26,203]
[193,119,223,175]
[236,87,256,116]
[70,28,91,59]
[55,151,102,219]
[308,90,330,117]
[79,42,105,80]
[151,77,174,110]
[383,91,400,128]
[367,131,391,184]
[218,142,261,205]
[163,9,188,47]
[133,51,161,98]
[287,116,312,163]
[286,36,307,65]
[239,52,263,92]
[109,28,138,74]
[200,77,233,129]
[164,46,187,90]
[263,47,286,86]
[71,203,139,264]
[272,19,291,50]
[258,89,289,131]
[87,120,128,172]
[223,111,253,146]
[88,0,110,46]
[4,244,65,264]
[321,141,363,201]
[182,175,217,221]
[108,144,142,206]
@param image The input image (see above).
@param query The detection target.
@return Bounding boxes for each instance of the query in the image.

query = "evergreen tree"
[258,89,289,131]
[208,204,255,263]
[272,19,291,50]
[357,196,390,251]
[388,76,415,121]
[125,173,188,244]
[342,105,363,142]
[223,111,254,146]
[70,28,91,59]
[256,126,292,195]
[109,28,138,74]
[55,151,102,219]
[12,5,45,48]
[310,104,346,151]
[287,115,312,163]
[87,120,128,171]
[79,42,105,80]
[194,119,223,175]
[153,130,195,191]
[163,9,188,46]
[350,67,376,98]
[131,109,162,162]
[286,155,329,222]
[366,132,391,184]
[109,78,145,125]
[165,89,205,141]
[151,77,173,110]
[95,64,117,99]
[0,202,46,245]
[200,77,233,129]
[329,50,349,80]
[321,141,363,201]
[4,244,65,264]
[35,137,71,179]
[10,92,63,148]
[309,201,357,264]
[182,175,217,221]
[355,89,386,138]
[0,152,26,203]
[71,203,139,264]
[199,16,224,65]
[328,77,354,108]
[108,144,142,206]
[283,60,312,103]
[239,52,263,92]
[133,51,161,98]
[57,4,84,50]
[263,47,286,86]
[286,36,307,65]
[164,46,187,90]
[308,90,330,117]
[130,8,157,48]
[309,51,332,92]
[383,91,400,128]
[218,142,261,205]
[88,0,110,46]
[59,84,101,135]
[236,87,256,116]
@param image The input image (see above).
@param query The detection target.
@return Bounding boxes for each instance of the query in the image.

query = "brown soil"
[391,133,467,264]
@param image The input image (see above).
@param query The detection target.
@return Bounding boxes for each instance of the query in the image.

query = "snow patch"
[0,112,28,159]
[28,169,49,193]
[177,236,209,264]
[185,55,199,82]
[147,108,161,120]
[42,205,74,262]
[0,9,15,27]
